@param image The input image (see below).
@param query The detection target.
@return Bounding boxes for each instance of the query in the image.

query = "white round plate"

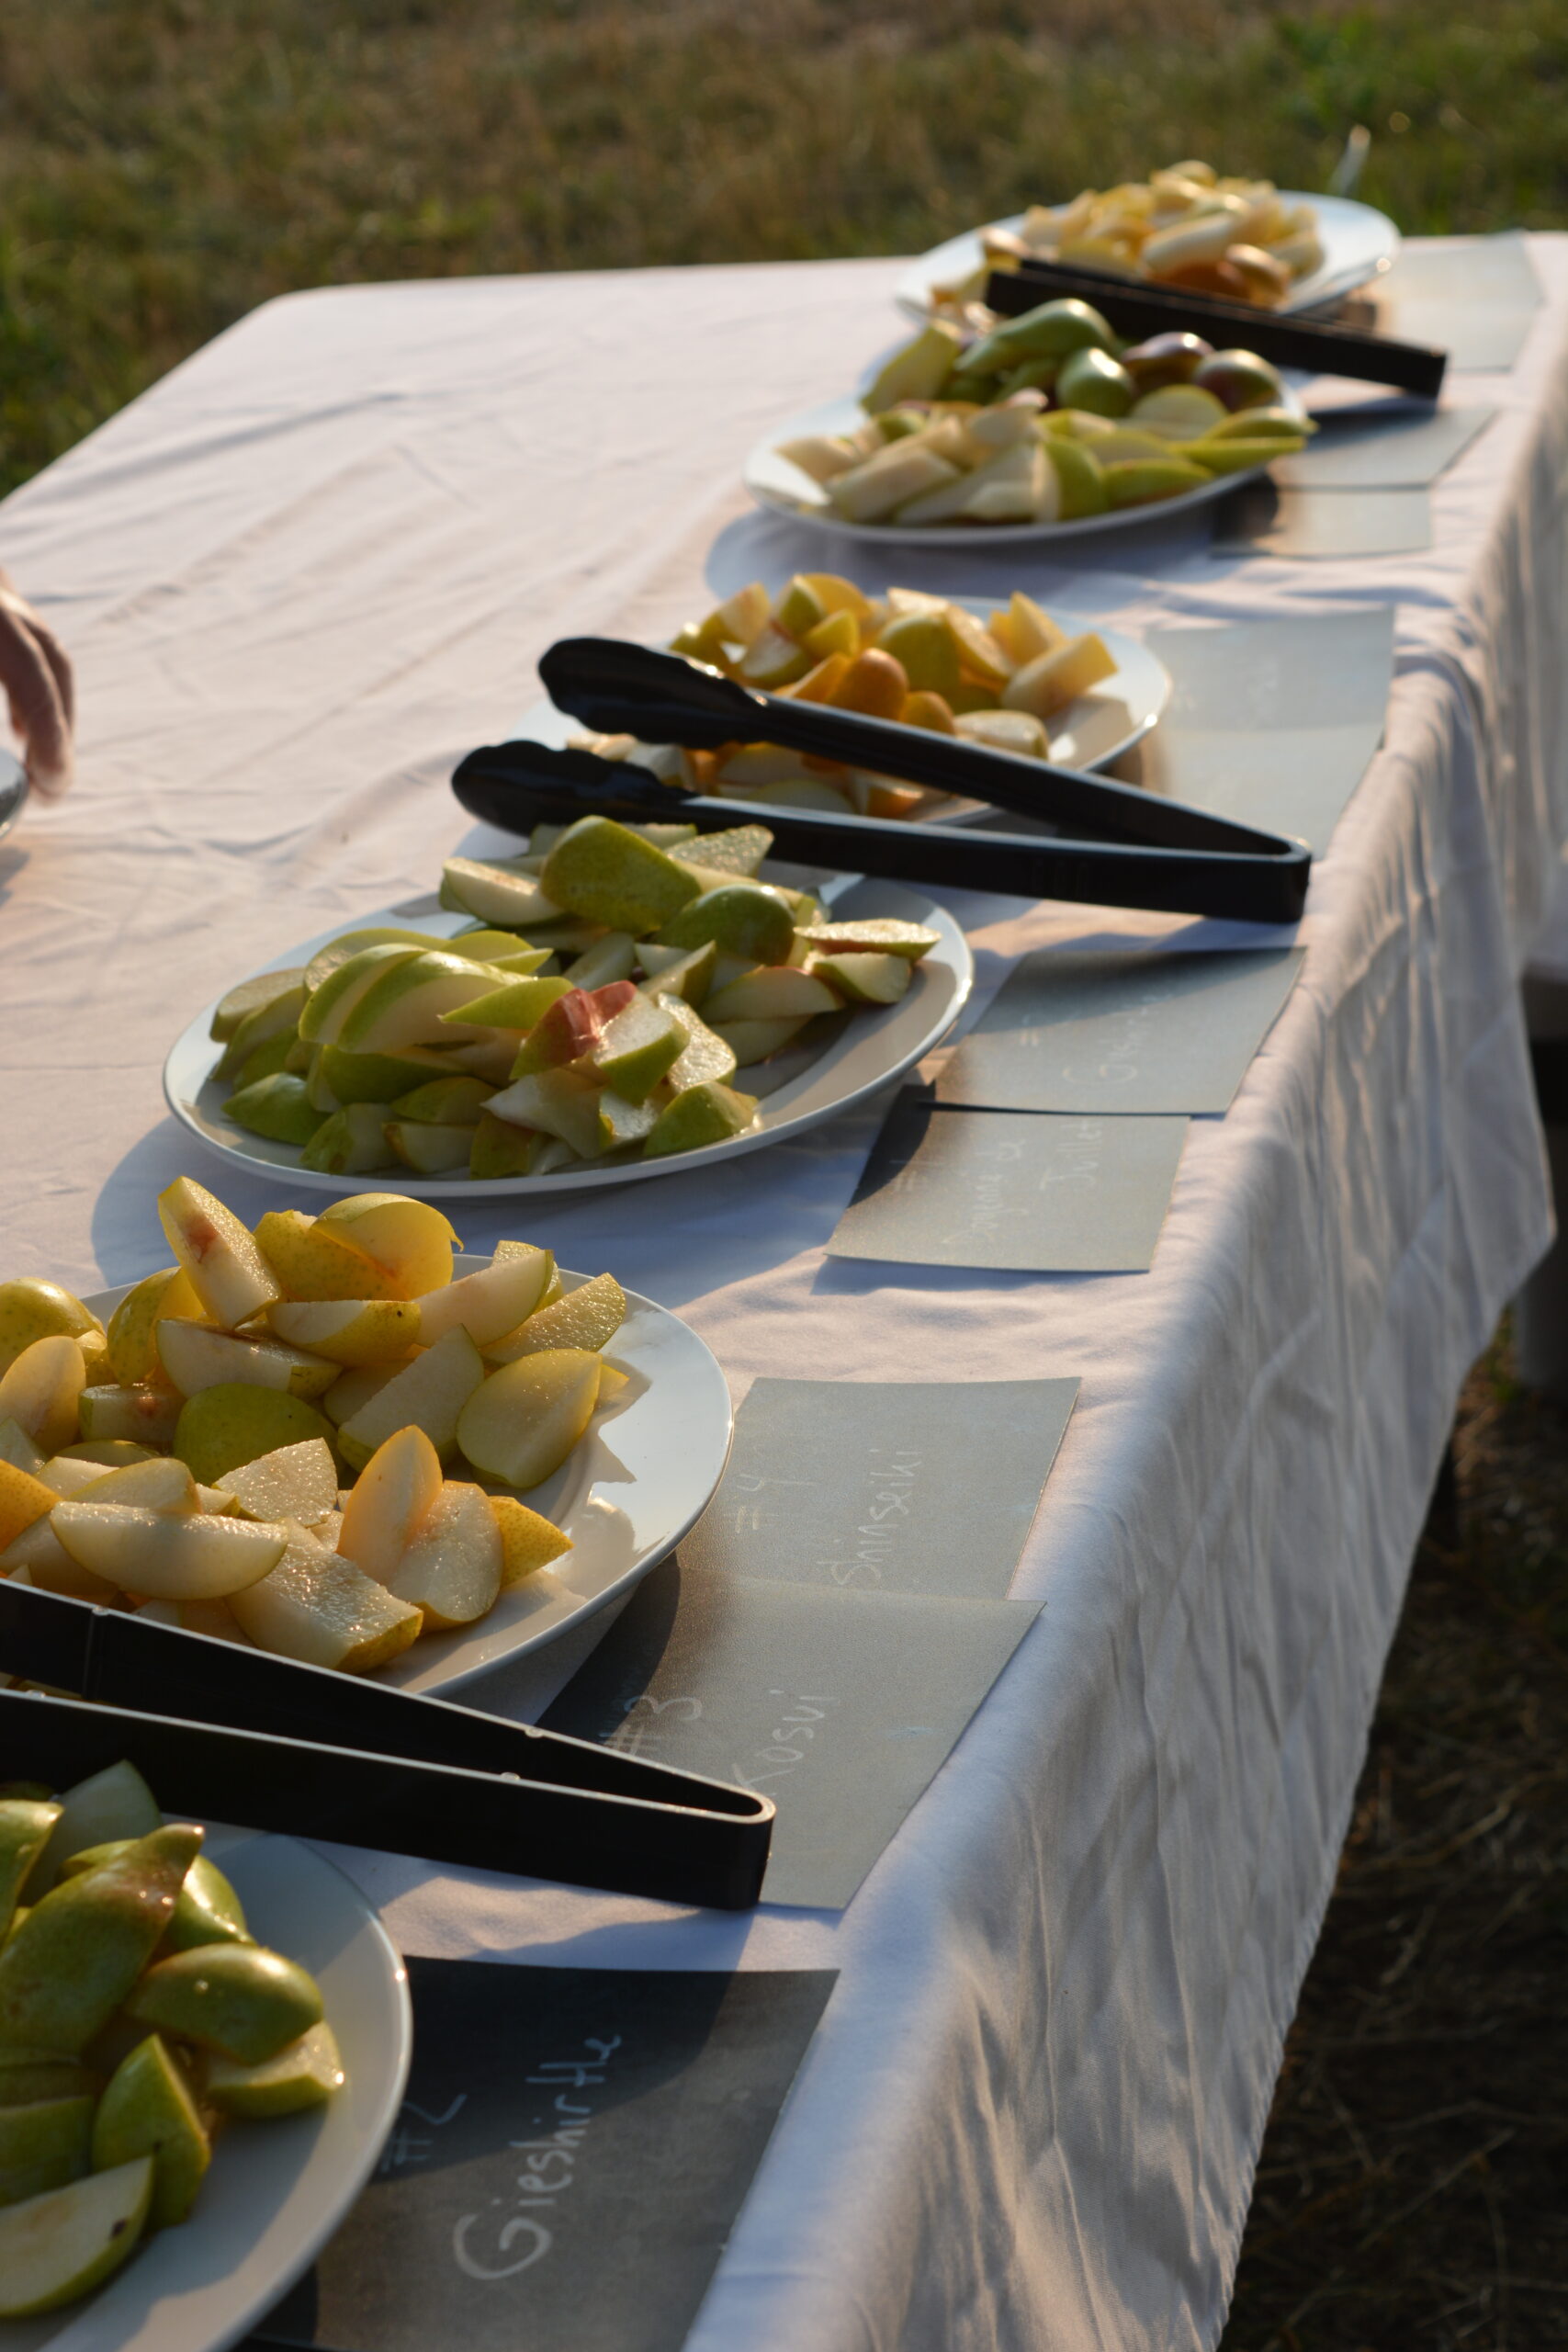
[744,388,1306,548]
[1,1831,410,2352]
[164,881,971,1202]
[516,603,1168,780]
[893,189,1400,320]
[84,1259,733,1697]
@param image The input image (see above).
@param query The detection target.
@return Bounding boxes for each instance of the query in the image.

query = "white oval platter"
[84,1257,732,1697]
[1,1830,410,2352]
[893,189,1400,321]
[164,881,971,1202]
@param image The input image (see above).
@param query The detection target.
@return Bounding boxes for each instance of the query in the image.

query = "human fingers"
[0,603,73,794]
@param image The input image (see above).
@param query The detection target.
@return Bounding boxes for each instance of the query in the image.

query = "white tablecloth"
[5,243,1567,2352]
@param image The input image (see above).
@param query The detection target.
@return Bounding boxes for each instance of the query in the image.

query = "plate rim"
[162,880,973,1201]
[79,1256,734,1696]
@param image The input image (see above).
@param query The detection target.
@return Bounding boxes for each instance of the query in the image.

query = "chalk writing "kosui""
[451,2035,623,2282]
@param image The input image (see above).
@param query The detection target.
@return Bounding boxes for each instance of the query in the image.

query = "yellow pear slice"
[0,1339,86,1456]
[78,1455,201,1513]
[413,1250,552,1350]
[336,1424,444,1581]
[229,1521,423,1672]
[336,1328,485,1471]
[457,1350,602,1490]
[158,1177,283,1329]
[0,2155,153,2317]
[0,1513,120,1602]
[485,1273,626,1363]
[77,1385,181,1447]
[314,1194,460,1299]
[105,1265,206,1387]
[156,1320,336,1402]
[321,1362,403,1428]
[0,1461,59,1552]
[253,1208,400,1302]
[218,1439,338,1528]
[265,1298,422,1367]
[37,1456,107,1498]
[51,1504,288,1600]
[387,1480,502,1626]
[490,1495,572,1586]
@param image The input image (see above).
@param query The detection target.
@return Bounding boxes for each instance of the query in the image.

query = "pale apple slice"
[156,1321,336,1403]
[456,1349,602,1489]
[252,1210,400,1303]
[265,1298,422,1367]
[314,1194,459,1299]
[51,1503,288,1600]
[229,1520,422,1671]
[703,967,840,1024]
[105,1265,206,1387]
[158,1177,283,1329]
[387,1480,502,1626]
[0,1514,120,1602]
[490,1494,572,1586]
[0,2154,153,2318]
[79,1456,200,1512]
[218,1439,338,1529]
[77,1386,181,1447]
[0,1339,86,1455]
[0,1461,60,1549]
[486,1272,626,1364]
[335,1424,444,1581]
[415,1250,552,1350]
[336,1328,485,1472]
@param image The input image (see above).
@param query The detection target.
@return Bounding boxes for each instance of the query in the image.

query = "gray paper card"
[1212,481,1431,559]
[937,945,1304,1116]
[542,1558,1038,1908]
[682,1375,1077,1598]
[827,1093,1187,1272]
[1274,403,1494,491]
[252,1958,834,2352]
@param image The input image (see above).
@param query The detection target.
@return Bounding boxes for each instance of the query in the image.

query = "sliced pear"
[206,2018,344,2117]
[265,1298,422,1367]
[157,1177,283,1329]
[210,962,310,1043]
[490,1495,572,1586]
[0,2155,153,2317]
[0,1462,60,1553]
[0,2093,95,2208]
[0,1339,86,1456]
[92,2033,209,2227]
[297,942,424,1046]
[321,1362,404,1429]
[0,1284,104,1383]
[77,1456,199,1514]
[336,1328,485,1472]
[642,1080,758,1158]
[457,1349,602,1490]
[439,855,561,929]
[104,1266,205,1388]
[703,967,839,1024]
[51,1504,287,1600]
[387,1480,503,1626]
[36,1456,104,1499]
[130,1942,323,2064]
[812,950,913,1004]
[485,1273,626,1364]
[155,1320,335,1403]
[711,1015,809,1065]
[77,1386,180,1448]
[0,1419,45,1477]
[173,1385,334,1487]
[0,1514,119,1602]
[314,1194,460,1298]
[253,1208,400,1302]
[336,1423,445,1583]
[55,1441,155,1468]
[415,1251,552,1350]
[217,1439,338,1528]
[230,1521,423,1672]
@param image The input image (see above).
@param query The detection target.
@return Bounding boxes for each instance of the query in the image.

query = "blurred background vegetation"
[3,0,1568,495]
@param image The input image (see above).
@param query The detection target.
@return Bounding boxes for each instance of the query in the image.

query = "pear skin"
[0,1802,61,1937]
[61,1847,250,1952]
[130,1943,323,2065]
[92,2034,210,2227]
[0,2093,94,2207]
[205,2018,344,2118]
[33,1761,159,1894]
[0,1825,203,2053]
[0,2155,153,2316]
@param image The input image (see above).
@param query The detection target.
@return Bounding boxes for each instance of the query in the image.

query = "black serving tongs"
[451,637,1310,924]
[0,1581,772,1911]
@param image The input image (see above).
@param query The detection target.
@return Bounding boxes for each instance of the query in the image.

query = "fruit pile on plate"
[0,1181,634,1670]
[777,299,1309,527]
[206,817,941,1182]
[0,1760,339,2319]
[931,161,1324,311]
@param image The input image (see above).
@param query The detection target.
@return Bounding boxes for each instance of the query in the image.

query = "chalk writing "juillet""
[451,2035,624,2282]
[733,1691,839,1790]
[818,1446,921,1586]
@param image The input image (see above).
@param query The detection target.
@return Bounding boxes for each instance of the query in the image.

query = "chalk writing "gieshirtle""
[450,2036,622,2282]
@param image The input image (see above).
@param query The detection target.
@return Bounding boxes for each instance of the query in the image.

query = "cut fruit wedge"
[50,1503,288,1600]
[387,1479,503,1626]
[486,1272,626,1363]
[219,1438,338,1528]
[0,2154,153,2318]
[336,1424,444,1582]
[265,1298,422,1367]
[415,1250,553,1349]
[456,1349,602,1489]
[229,1521,423,1672]
[158,1177,283,1329]
[206,2018,345,2116]
[156,1320,337,1403]
[336,1327,485,1471]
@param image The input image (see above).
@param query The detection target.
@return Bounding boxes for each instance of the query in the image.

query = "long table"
[5,241,1568,2350]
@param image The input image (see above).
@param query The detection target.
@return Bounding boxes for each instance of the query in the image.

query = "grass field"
[3,0,1568,495]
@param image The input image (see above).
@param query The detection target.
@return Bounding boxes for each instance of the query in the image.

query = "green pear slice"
[210,964,310,1044]
[61,1848,250,1952]
[387,1075,494,1127]
[0,2056,99,2106]
[304,929,447,995]
[173,1385,335,1487]
[92,2033,209,2227]
[642,1080,759,1159]
[337,1327,486,1472]
[655,882,796,966]
[299,1102,396,1176]
[207,2018,344,2118]
[485,1272,626,1364]
[34,1763,159,1892]
[298,943,425,1046]
[0,2154,153,2315]
[703,967,839,1024]
[655,996,738,1094]
[812,950,913,1004]
[0,1418,46,1477]
[157,1177,283,1329]
[336,953,509,1056]
[590,997,685,1103]
[456,1349,602,1490]
[265,1299,421,1368]
[0,2092,93,2204]
[230,1521,423,1672]
[0,1825,202,2052]
[130,1943,323,2064]
[415,1251,553,1350]
[386,1122,474,1174]
[387,1480,502,1627]
[0,1804,59,1939]
[252,1209,397,1303]
[155,1319,337,1403]
[710,1015,810,1065]
[793,916,941,961]
[217,1438,338,1528]
[321,1362,403,1429]
[539,817,702,934]
[313,1195,460,1299]
[51,1503,288,1600]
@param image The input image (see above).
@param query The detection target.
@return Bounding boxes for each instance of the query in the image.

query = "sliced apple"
[229,1521,423,1671]
[205,2018,344,2117]
[156,1320,336,1403]
[0,2155,153,2319]
[314,1194,460,1299]
[50,1504,288,1600]
[218,1440,338,1529]
[486,1273,626,1363]
[265,1298,422,1367]
[252,1210,400,1302]
[335,1423,444,1581]
[415,1250,553,1350]
[456,1349,602,1490]
[387,1480,502,1626]
[0,1338,86,1455]
[490,1494,573,1586]
[158,1177,283,1329]
[336,1327,485,1472]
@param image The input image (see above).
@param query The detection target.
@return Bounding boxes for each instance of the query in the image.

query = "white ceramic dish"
[744,389,1308,548]
[164,881,971,1202]
[1,1829,410,2352]
[516,605,1170,779]
[893,189,1400,321]
[84,1258,732,1696]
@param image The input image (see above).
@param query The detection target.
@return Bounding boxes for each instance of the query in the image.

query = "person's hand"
[0,569,73,795]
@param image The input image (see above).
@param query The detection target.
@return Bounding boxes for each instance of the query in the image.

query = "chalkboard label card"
[543,1556,1039,1909]
[253,1957,835,2352]
[936,945,1304,1117]
[827,1093,1188,1273]
[1270,403,1495,492]
[1213,481,1432,560]
[681,1374,1077,1599]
